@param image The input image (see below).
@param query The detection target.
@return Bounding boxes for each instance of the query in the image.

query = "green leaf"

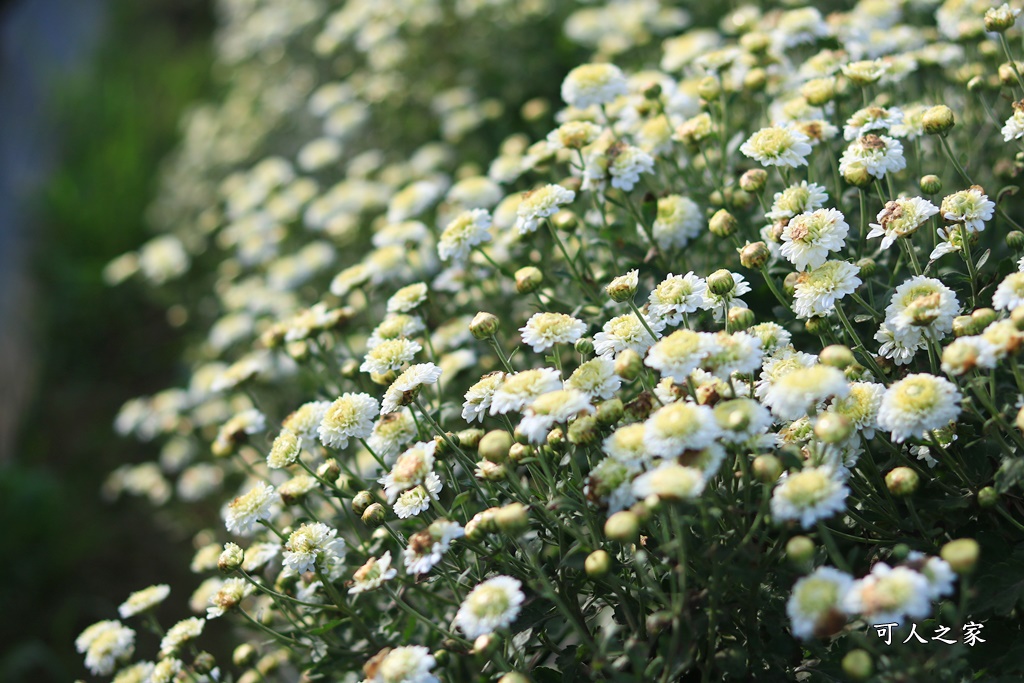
[995,457,1024,493]
[309,618,344,636]
[976,248,991,271]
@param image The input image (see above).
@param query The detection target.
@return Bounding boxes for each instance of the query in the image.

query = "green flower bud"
[841,650,873,681]
[604,510,640,543]
[515,266,543,294]
[739,169,768,193]
[697,75,720,100]
[805,316,831,336]
[727,306,755,330]
[521,97,549,122]
[709,209,738,237]
[340,358,360,378]
[568,414,600,445]
[890,543,911,562]
[286,340,309,361]
[574,337,595,356]
[615,349,643,380]
[985,5,1018,32]
[1012,306,1024,331]
[193,652,217,675]
[923,105,955,135]
[815,413,853,444]
[218,543,243,574]
[361,503,386,527]
[785,535,815,567]
[494,503,530,534]
[940,538,980,574]
[509,443,532,462]
[473,634,497,656]
[456,428,484,449]
[952,315,974,337]
[352,490,374,516]
[642,82,662,100]
[739,241,770,269]
[707,269,735,296]
[551,209,577,232]
[479,430,513,463]
[801,77,835,106]
[885,466,920,496]
[606,271,639,302]
[977,486,999,508]
[855,257,876,278]
[546,427,565,449]
[585,549,612,577]
[920,174,943,195]
[819,344,855,369]
[595,398,624,426]
[317,458,341,484]
[743,67,767,92]
[752,454,783,483]
[470,311,500,340]
[233,644,257,667]
[783,271,800,297]
[498,674,531,683]
[843,164,873,188]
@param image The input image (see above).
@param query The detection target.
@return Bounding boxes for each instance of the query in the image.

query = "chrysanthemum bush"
[84,0,1024,681]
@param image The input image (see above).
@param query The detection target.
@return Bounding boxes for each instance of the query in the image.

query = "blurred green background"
[0,0,213,680]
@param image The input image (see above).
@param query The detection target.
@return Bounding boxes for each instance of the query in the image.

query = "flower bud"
[340,358,360,378]
[727,306,755,330]
[919,174,942,195]
[819,344,855,369]
[219,543,244,573]
[707,269,735,297]
[785,535,815,567]
[551,209,577,232]
[739,241,770,269]
[317,459,341,484]
[457,428,484,449]
[604,510,640,543]
[470,312,500,340]
[595,398,624,427]
[1013,306,1024,331]
[1016,404,1024,432]
[739,169,768,193]
[783,271,800,297]
[890,543,910,562]
[574,337,595,356]
[697,75,720,100]
[709,209,738,238]
[923,105,955,135]
[801,77,835,106]
[479,430,513,463]
[841,650,873,681]
[521,97,549,122]
[568,414,600,445]
[585,549,612,578]
[473,634,497,656]
[606,270,639,302]
[885,467,919,496]
[855,257,876,278]
[843,164,873,188]
[352,491,374,516]
[498,674,531,683]
[977,486,999,508]
[1006,232,1024,254]
[815,413,853,444]
[985,5,1018,32]
[546,427,566,449]
[193,652,217,675]
[743,67,767,92]
[508,443,532,462]
[752,454,783,483]
[361,503,386,527]
[370,370,396,386]
[286,340,309,361]
[805,317,830,336]
[514,266,543,294]
[940,538,980,574]
[233,644,257,667]
[615,349,643,380]
[952,315,974,337]
[494,503,529,534]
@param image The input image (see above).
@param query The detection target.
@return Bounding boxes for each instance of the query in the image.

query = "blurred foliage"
[0,1,212,680]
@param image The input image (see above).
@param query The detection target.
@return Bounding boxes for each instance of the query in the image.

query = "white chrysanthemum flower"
[740,126,812,168]
[515,184,576,235]
[608,143,655,191]
[267,428,301,469]
[394,481,441,518]
[283,522,346,573]
[829,382,885,438]
[159,617,204,655]
[361,338,423,376]
[874,322,925,365]
[866,197,940,249]
[148,657,182,683]
[644,402,721,457]
[366,645,439,683]
[586,456,640,514]
[112,661,155,683]
[838,134,905,178]
[319,393,379,448]
[756,348,818,401]
[878,373,961,443]
[462,372,505,423]
[841,59,888,84]
[382,363,443,414]
[714,398,774,445]
[519,389,594,443]
[766,182,829,222]
[941,336,999,376]
[906,551,957,600]
[283,400,332,449]
[648,272,708,325]
[349,551,398,594]
[793,260,862,318]
[701,272,751,316]
[561,63,628,108]
[884,275,959,339]
[645,329,715,383]
[387,179,447,223]
[368,314,427,350]
[787,566,854,640]
[381,440,438,502]
[702,331,764,378]
[520,312,587,353]
[546,120,602,150]
[205,576,255,619]
[843,563,932,627]
[771,466,849,528]
[564,356,621,399]
[455,576,525,639]
[941,187,995,233]
[993,271,1024,311]
[489,368,562,415]
[368,410,419,463]
[843,106,903,140]
[983,319,1024,358]
[763,365,849,420]
[76,621,135,676]
[403,520,464,575]
[776,6,830,46]
[602,423,651,467]
[1002,106,1024,141]
[748,322,792,354]
[224,481,276,536]
[647,195,703,250]
[593,312,663,357]
[632,462,705,501]
[118,584,170,618]
[438,209,492,261]
[242,542,279,572]
[387,282,429,313]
